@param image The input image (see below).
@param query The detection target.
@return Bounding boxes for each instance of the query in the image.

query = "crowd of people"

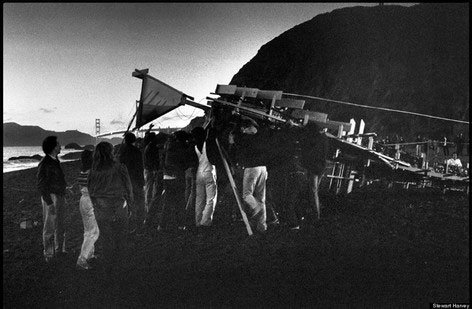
[35,120,469,272]
[36,117,329,272]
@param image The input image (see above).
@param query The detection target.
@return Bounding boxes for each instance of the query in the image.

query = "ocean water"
[3,146,81,173]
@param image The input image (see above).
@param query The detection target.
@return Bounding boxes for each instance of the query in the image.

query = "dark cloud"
[39,107,55,113]
[110,119,126,125]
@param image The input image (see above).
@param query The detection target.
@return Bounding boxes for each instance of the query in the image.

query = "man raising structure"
[232,118,268,234]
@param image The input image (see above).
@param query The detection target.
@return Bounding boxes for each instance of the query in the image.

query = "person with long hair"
[76,149,99,270]
[88,142,134,274]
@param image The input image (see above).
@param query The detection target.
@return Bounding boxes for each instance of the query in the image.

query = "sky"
[4,3,415,136]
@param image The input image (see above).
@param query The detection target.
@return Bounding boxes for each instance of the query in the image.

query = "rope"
[380,141,468,147]
[284,92,470,125]
[175,107,197,121]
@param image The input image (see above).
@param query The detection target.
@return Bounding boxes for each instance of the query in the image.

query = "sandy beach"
[3,160,469,306]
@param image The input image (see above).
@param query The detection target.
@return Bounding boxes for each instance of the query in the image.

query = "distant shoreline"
[3,158,80,174]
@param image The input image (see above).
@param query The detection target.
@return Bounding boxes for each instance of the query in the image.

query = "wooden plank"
[207,98,290,124]
[214,84,237,95]
[275,98,306,109]
[301,119,351,132]
[256,90,283,100]
[215,138,253,236]
[347,119,356,142]
[184,99,211,111]
[234,87,259,98]
[291,109,327,122]
[326,175,356,180]
[328,120,352,132]
[357,119,365,145]
[344,132,377,138]
[132,68,149,78]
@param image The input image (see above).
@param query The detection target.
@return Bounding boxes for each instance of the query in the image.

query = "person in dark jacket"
[143,133,159,215]
[143,132,168,230]
[117,132,145,234]
[232,118,268,233]
[158,131,190,231]
[273,125,309,230]
[184,131,199,230]
[88,142,134,274]
[300,123,329,220]
[37,136,68,263]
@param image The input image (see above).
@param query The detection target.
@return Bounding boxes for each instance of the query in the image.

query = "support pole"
[329,149,340,191]
[125,103,139,135]
[215,138,253,236]
[336,163,345,195]
[116,102,139,155]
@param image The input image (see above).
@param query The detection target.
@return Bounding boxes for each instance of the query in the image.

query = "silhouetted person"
[184,131,199,230]
[37,136,68,264]
[144,132,168,230]
[117,132,144,234]
[232,118,268,233]
[88,142,134,274]
[275,125,309,229]
[143,133,159,215]
[301,123,329,220]
[158,131,189,231]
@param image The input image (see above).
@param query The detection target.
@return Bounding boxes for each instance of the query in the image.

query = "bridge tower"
[95,119,100,145]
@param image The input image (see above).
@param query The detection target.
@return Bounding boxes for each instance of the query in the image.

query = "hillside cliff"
[230,3,469,139]
[3,122,122,146]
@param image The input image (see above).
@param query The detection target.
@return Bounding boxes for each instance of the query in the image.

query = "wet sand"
[3,160,469,306]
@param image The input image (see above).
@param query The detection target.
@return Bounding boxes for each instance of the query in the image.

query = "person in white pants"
[231,119,268,233]
[192,127,218,229]
[76,150,99,270]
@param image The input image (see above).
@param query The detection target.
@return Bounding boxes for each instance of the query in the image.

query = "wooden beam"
[207,97,292,125]
[184,99,211,111]
[132,68,149,78]
[356,119,365,145]
[214,84,237,95]
[256,90,283,100]
[343,132,377,138]
[329,120,352,132]
[214,85,263,99]
[291,109,327,122]
[215,138,253,236]
[275,98,306,109]
[234,87,259,98]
